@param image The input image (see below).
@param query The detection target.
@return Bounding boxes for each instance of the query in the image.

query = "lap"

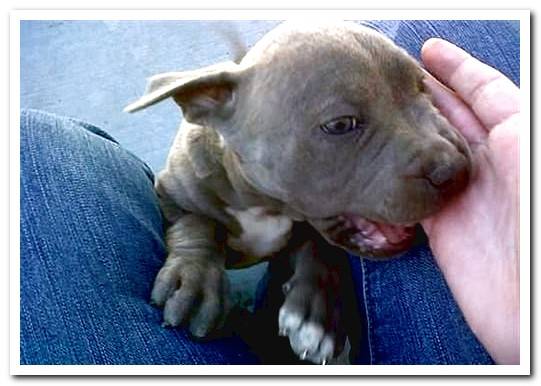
[19,109,258,364]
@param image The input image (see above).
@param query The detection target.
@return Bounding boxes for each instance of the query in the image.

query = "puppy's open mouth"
[312,214,418,258]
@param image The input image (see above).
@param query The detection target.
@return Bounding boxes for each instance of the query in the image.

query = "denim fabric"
[361,20,520,86]
[346,19,519,365]
[349,249,494,364]
[19,20,519,365]
[20,109,259,364]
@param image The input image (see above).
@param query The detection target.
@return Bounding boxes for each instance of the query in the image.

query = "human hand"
[420,38,520,364]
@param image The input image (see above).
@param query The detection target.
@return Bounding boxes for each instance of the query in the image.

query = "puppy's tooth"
[364,224,377,236]
[373,233,388,247]
[279,328,288,337]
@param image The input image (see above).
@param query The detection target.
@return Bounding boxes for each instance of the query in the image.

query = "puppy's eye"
[320,116,365,135]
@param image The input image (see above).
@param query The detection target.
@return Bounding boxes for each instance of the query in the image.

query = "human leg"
[20,109,258,364]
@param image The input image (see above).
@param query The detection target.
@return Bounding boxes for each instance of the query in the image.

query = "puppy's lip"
[315,214,417,258]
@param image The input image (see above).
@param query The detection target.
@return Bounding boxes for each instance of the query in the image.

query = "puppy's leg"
[151,214,230,338]
[278,226,361,364]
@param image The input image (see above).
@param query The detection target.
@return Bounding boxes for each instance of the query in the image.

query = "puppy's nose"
[424,156,470,193]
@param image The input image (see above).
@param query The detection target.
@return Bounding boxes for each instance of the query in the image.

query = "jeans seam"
[360,259,374,365]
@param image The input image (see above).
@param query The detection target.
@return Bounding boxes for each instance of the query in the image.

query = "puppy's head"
[126,21,471,259]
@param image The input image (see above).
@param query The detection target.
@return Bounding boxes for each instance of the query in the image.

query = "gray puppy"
[125,21,471,364]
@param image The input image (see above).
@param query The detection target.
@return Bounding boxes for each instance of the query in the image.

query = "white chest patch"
[225,206,293,258]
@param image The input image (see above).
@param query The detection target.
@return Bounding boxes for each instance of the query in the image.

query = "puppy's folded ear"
[124,61,241,125]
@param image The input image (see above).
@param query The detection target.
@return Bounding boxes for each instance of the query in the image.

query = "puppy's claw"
[279,328,288,337]
[301,350,308,360]
[321,359,327,365]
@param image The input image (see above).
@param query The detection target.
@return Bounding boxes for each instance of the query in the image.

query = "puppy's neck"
[222,144,276,204]
[221,141,304,221]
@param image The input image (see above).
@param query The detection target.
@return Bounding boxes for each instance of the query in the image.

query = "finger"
[422,71,487,145]
[163,286,200,327]
[151,267,180,307]
[189,292,222,338]
[308,291,328,327]
[420,216,434,237]
[279,285,311,334]
[422,38,520,130]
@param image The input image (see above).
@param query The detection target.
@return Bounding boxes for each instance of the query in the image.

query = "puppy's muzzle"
[422,153,471,196]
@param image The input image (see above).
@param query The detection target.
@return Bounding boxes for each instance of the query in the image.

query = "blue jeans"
[20,20,518,365]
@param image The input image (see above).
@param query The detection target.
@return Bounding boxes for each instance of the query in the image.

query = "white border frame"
[10,9,531,376]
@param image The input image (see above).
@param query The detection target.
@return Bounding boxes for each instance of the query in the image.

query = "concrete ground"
[20,20,281,171]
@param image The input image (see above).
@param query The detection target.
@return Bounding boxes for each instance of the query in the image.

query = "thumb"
[421,38,519,130]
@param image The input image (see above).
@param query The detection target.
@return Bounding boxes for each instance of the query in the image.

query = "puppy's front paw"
[151,257,229,338]
[278,278,345,364]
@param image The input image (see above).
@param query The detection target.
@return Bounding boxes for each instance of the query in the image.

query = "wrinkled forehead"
[240,23,423,124]
[243,22,420,73]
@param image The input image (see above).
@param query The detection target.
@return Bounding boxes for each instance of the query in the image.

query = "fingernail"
[422,37,443,51]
